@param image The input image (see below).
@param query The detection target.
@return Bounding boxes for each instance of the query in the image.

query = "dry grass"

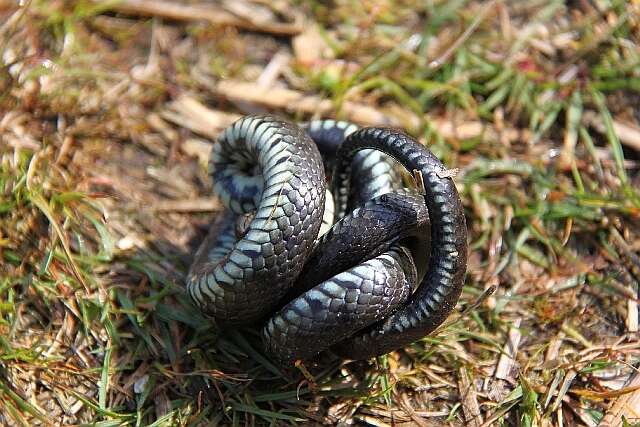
[1,0,640,425]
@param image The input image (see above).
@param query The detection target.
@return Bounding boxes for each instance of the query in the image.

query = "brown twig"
[599,369,640,426]
[153,197,220,213]
[106,0,304,35]
[458,366,483,427]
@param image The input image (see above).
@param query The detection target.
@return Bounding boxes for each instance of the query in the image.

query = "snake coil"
[187,115,467,365]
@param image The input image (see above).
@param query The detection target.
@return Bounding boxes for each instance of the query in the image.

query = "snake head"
[234,211,256,239]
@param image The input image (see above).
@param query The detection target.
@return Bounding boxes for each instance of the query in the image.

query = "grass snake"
[187,115,467,365]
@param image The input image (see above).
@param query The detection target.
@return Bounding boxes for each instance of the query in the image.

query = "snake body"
[330,127,467,359]
[187,117,326,323]
[187,115,467,364]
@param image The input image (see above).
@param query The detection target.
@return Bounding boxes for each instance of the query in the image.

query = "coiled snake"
[187,115,467,365]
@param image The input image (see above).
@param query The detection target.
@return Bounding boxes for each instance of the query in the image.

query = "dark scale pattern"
[289,191,429,297]
[259,123,435,363]
[263,245,416,364]
[347,149,401,210]
[187,117,467,365]
[187,116,326,323]
[303,119,401,212]
[330,127,468,359]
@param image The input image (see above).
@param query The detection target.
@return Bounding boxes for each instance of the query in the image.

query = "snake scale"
[187,115,467,365]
